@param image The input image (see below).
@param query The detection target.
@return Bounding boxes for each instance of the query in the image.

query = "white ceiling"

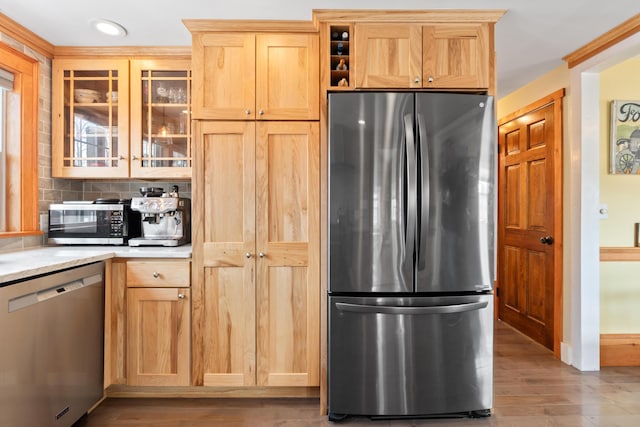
[1,1,639,97]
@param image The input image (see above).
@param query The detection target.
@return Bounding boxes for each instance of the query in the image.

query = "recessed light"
[90,19,127,37]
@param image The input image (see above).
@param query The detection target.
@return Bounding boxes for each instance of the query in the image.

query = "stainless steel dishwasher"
[0,261,105,427]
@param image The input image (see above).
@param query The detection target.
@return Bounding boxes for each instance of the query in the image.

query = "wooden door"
[192,121,257,386]
[256,34,319,120]
[126,287,191,386]
[191,33,255,120]
[422,23,489,89]
[354,23,422,88]
[498,94,563,352]
[255,122,319,386]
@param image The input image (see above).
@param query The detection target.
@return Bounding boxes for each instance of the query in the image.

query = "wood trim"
[0,13,54,58]
[53,46,191,58]
[312,9,505,24]
[600,247,640,261]
[600,334,640,366]
[563,13,640,68]
[498,88,566,125]
[551,93,564,359]
[105,385,319,398]
[0,42,39,233]
[183,19,318,33]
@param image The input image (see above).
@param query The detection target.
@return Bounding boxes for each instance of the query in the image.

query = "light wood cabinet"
[192,120,319,388]
[52,59,130,178]
[127,286,190,386]
[354,22,490,89]
[191,32,319,120]
[52,58,191,178]
[126,260,191,386]
[129,59,192,178]
[104,259,192,387]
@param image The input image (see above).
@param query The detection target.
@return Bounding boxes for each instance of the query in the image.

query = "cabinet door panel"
[354,24,422,88]
[52,59,130,178]
[422,23,489,89]
[192,33,255,119]
[256,34,319,120]
[255,122,319,386]
[126,287,190,386]
[192,121,256,386]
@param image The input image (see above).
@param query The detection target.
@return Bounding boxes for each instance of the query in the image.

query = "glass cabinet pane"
[62,68,121,169]
[138,69,191,172]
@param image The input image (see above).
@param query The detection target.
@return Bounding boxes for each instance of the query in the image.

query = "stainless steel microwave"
[48,202,142,245]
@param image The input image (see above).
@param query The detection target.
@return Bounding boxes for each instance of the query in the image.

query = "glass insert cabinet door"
[52,59,130,178]
[130,60,192,178]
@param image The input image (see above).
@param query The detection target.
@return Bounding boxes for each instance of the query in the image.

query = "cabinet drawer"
[126,261,191,287]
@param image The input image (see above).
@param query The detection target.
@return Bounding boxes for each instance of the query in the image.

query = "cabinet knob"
[245,252,251,259]
[132,155,139,160]
[153,272,159,278]
[245,109,251,115]
[258,109,264,116]
[414,77,420,83]
[119,155,126,160]
[427,76,434,83]
[177,293,186,299]
[259,252,266,258]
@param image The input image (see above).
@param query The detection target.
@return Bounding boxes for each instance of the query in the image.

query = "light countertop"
[0,244,192,284]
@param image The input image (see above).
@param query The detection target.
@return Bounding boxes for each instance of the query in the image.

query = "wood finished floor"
[76,321,640,426]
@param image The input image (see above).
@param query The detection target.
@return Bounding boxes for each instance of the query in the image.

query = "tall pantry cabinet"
[186,21,320,389]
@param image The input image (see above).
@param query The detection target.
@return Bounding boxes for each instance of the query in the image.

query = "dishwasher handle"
[335,301,488,315]
[8,272,104,313]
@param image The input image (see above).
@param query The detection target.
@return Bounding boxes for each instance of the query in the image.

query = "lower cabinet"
[126,260,191,386]
[126,286,191,386]
[105,259,191,387]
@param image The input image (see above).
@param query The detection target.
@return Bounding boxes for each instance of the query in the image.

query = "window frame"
[0,42,39,237]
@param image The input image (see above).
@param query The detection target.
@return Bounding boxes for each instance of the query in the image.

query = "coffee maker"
[128,185,191,247]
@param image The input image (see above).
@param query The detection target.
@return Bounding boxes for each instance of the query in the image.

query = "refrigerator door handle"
[416,114,429,261]
[403,114,417,265]
[335,301,489,315]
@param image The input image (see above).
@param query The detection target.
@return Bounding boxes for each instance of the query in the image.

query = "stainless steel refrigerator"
[328,92,496,420]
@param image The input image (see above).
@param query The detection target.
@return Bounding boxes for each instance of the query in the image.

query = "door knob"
[540,236,554,245]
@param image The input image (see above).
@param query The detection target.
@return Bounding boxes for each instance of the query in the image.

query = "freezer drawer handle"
[335,301,488,315]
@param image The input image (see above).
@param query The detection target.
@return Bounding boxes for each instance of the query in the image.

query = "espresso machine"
[128,186,191,247]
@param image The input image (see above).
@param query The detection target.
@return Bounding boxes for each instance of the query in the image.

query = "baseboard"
[600,334,640,366]
[105,385,320,399]
[560,341,572,366]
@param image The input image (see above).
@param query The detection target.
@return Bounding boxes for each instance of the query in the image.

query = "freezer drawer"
[328,294,493,418]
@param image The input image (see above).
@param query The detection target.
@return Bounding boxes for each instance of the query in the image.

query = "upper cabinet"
[315,10,503,92]
[130,59,192,179]
[52,59,130,178]
[52,57,192,179]
[191,31,319,120]
[354,22,490,89]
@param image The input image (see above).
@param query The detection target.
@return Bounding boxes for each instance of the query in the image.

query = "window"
[0,42,39,236]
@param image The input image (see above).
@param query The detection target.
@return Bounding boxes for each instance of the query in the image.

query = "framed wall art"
[610,100,640,174]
